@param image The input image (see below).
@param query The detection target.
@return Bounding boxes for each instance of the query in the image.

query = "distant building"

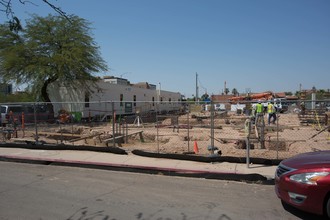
[211,94,234,102]
[102,76,157,90]
[103,76,130,85]
[273,92,286,98]
[133,82,157,90]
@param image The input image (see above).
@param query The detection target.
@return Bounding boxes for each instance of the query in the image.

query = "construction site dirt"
[3,111,330,161]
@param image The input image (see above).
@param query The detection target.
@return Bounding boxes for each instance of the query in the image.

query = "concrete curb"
[0,143,127,154]
[0,143,281,166]
[132,150,282,165]
[0,154,274,185]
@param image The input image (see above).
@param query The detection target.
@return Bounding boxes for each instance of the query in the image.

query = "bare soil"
[7,112,330,160]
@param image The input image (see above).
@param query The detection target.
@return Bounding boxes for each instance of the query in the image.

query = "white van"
[0,105,24,125]
[1,104,50,126]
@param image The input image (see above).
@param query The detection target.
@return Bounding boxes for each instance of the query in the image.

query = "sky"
[2,0,330,97]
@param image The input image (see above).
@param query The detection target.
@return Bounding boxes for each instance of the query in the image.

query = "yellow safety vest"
[256,103,263,113]
[268,103,275,113]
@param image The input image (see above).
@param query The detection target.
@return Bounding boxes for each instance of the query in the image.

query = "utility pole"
[158,82,161,102]
[224,81,227,95]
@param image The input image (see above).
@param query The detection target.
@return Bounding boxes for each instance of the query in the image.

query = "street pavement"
[0,146,277,183]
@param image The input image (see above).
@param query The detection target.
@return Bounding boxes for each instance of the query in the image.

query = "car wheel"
[326,197,330,218]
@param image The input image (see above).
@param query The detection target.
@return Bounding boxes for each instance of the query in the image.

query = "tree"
[224,88,230,95]
[232,88,238,96]
[0,91,35,102]
[1,0,67,32]
[0,14,108,115]
[200,93,209,101]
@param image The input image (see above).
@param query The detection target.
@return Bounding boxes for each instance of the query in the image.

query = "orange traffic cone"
[194,141,199,154]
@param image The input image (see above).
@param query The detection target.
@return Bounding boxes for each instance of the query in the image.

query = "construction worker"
[300,101,305,115]
[255,101,264,124]
[251,103,256,122]
[267,101,276,125]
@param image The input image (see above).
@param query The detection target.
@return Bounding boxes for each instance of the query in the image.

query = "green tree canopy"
[232,88,238,96]
[0,14,108,113]
[224,88,230,95]
[200,93,209,101]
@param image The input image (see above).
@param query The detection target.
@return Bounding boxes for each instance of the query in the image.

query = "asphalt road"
[0,161,324,220]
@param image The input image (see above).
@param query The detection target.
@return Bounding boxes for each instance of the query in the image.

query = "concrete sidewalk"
[0,147,277,183]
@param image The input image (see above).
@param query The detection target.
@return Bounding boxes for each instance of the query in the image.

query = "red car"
[275,150,330,218]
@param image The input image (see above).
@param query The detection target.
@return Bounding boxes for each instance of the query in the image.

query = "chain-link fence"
[1,99,329,161]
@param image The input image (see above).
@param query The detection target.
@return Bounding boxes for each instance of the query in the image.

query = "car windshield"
[8,106,23,113]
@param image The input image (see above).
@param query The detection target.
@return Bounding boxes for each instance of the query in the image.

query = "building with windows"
[48,76,182,118]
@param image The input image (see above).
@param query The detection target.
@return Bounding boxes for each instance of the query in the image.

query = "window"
[1,106,7,113]
[8,106,23,113]
[85,93,90,107]
[120,94,123,107]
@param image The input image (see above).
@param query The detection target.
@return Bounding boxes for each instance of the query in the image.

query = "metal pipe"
[210,100,215,154]
[34,103,39,144]
[187,103,190,152]
[112,102,115,147]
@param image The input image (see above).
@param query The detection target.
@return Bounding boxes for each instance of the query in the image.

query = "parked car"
[275,151,330,218]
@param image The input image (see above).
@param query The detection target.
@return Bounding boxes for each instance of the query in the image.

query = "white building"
[48,76,182,118]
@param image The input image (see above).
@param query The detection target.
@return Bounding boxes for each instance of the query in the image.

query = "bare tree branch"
[42,0,70,20]
[0,0,70,31]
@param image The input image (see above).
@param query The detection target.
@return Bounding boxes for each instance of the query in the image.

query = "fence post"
[187,103,190,152]
[156,113,159,154]
[245,118,251,168]
[33,103,39,144]
[21,112,25,138]
[112,101,115,147]
[121,119,124,143]
[60,123,63,144]
[210,100,215,155]
[276,114,280,160]
[71,102,74,141]
[125,119,128,143]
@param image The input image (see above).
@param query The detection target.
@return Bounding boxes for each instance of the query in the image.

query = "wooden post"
[139,131,144,142]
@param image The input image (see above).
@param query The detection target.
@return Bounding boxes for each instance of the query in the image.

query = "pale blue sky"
[2,0,330,97]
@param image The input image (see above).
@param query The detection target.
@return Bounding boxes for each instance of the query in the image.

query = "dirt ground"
[7,111,330,160]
